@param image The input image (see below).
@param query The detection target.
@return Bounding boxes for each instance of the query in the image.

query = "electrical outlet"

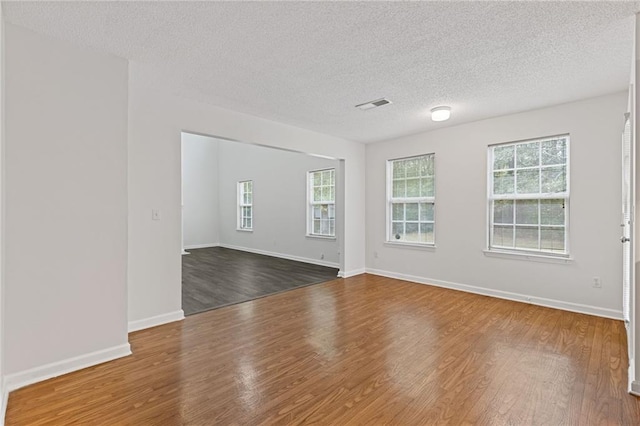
[152,209,160,221]
[593,277,602,288]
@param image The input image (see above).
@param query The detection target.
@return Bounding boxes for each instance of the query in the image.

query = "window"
[489,135,569,255]
[237,180,253,230]
[387,154,435,245]
[308,168,335,237]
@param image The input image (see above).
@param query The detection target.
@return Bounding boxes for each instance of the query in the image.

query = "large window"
[387,154,435,245]
[237,180,253,230]
[308,168,335,237]
[489,135,569,255]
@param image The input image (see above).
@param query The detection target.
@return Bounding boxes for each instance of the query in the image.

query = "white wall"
[366,92,627,318]
[128,61,365,326]
[217,139,340,266]
[182,133,219,249]
[4,24,130,380]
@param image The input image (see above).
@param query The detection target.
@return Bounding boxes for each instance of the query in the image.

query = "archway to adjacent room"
[180,131,346,316]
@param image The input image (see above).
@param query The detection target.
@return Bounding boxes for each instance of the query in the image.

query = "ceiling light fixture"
[431,106,451,122]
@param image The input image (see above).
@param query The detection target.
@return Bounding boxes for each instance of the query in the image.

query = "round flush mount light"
[431,106,451,122]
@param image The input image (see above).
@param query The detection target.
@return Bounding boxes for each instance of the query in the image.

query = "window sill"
[236,228,253,233]
[306,234,336,241]
[483,249,573,264]
[384,241,436,251]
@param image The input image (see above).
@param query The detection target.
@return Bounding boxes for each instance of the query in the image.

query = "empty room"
[1,1,640,425]
[181,132,342,315]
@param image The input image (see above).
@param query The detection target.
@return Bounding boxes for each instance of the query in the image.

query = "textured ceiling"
[4,1,639,143]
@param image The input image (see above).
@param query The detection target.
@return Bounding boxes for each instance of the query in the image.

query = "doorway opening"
[180,132,345,316]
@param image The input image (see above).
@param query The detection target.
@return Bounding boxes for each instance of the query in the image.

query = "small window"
[238,180,253,230]
[308,169,335,237]
[387,154,435,245]
[488,135,569,255]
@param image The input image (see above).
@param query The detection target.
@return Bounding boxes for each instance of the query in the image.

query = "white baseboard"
[338,268,366,278]
[128,309,185,333]
[220,243,339,269]
[3,343,131,395]
[366,268,623,320]
[184,243,220,250]
[631,380,640,397]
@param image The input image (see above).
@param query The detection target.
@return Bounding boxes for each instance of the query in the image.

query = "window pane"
[329,170,335,185]
[541,227,565,252]
[493,200,514,224]
[393,180,406,198]
[515,226,538,249]
[516,169,539,194]
[328,204,335,219]
[313,187,321,201]
[420,177,434,197]
[321,219,330,235]
[420,203,434,221]
[329,220,335,236]
[492,225,514,248]
[245,218,252,229]
[329,187,335,201]
[405,203,419,221]
[420,223,434,243]
[515,200,538,225]
[541,139,566,166]
[406,178,420,197]
[322,170,331,185]
[244,206,252,218]
[391,222,404,240]
[313,219,321,234]
[420,156,434,176]
[494,145,514,170]
[516,142,539,168]
[393,161,405,179]
[405,223,419,241]
[392,203,404,221]
[541,166,566,193]
[406,159,419,177]
[322,186,330,201]
[540,199,564,225]
[313,206,321,219]
[494,170,514,194]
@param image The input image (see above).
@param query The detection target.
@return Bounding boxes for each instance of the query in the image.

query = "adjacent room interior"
[2,1,640,424]
[180,132,342,315]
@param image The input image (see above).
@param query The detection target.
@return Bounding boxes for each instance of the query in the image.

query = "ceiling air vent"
[355,98,392,111]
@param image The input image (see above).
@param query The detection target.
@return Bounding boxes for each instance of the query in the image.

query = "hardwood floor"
[182,247,339,315]
[6,274,640,425]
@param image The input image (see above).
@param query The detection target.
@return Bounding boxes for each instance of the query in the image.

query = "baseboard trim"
[219,243,339,269]
[338,268,366,278]
[128,309,185,333]
[365,268,623,320]
[184,243,220,250]
[631,380,640,397]
[3,343,131,395]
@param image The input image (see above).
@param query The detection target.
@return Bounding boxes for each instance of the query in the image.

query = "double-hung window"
[387,154,435,245]
[308,169,335,237]
[237,180,253,230]
[489,135,569,255]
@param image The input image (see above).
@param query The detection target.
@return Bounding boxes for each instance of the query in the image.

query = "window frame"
[307,168,336,238]
[237,180,253,231]
[386,153,436,247]
[487,134,570,257]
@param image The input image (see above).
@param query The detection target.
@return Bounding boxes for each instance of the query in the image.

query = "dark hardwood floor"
[6,274,640,425]
[181,246,339,315]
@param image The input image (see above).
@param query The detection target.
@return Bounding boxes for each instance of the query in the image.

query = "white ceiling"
[3,1,639,143]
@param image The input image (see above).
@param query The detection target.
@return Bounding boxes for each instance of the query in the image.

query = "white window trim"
[307,168,336,238]
[386,153,436,247]
[486,134,570,258]
[237,180,253,231]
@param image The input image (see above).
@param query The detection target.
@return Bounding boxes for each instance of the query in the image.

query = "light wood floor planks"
[6,274,640,425]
